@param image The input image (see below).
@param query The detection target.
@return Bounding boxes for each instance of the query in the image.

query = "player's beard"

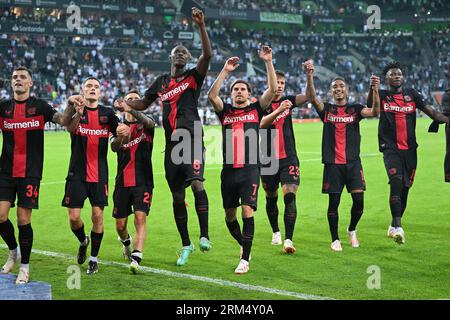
[334,93,346,104]
[234,98,248,108]
[14,88,26,95]
[13,87,30,97]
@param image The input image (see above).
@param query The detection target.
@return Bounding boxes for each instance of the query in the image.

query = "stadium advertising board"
[314,14,450,25]
[1,22,46,33]
[260,12,303,24]
[0,0,156,13]
[0,0,33,6]
[0,21,191,38]
[205,8,260,21]
[178,32,194,40]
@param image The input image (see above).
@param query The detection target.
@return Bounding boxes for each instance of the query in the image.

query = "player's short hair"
[383,61,402,77]
[331,77,346,85]
[230,80,252,93]
[82,77,101,87]
[170,45,192,59]
[13,66,32,78]
[125,89,141,98]
[275,70,286,78]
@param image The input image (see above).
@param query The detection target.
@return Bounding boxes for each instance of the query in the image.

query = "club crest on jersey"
[347,107,355,114]
[4,109,12,115]
[329,107,338,114]
[404,95,412,102]
[27,107,36,115]
[99,116,109,123]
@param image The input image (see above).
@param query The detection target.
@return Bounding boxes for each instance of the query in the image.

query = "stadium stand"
[1,1,449,126]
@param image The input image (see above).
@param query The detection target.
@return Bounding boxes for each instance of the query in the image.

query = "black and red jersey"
[115,121,154,188]
[378,89,426,152]
[145,68,205,143]
[216,101,265,169]
[66,105,118,183]
[263,96,298,160]
[318,103,365,164]
[0,98,56,179]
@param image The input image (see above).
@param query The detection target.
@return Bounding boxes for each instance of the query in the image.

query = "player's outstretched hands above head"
[192,7,205,26]
[259,45,273,62]
[223,57,240,73]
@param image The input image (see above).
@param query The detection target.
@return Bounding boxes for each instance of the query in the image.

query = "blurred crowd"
[199,0,449,16]
[1,3,449,125]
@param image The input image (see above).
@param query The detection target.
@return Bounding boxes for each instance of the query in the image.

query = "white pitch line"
[0,245,333,300]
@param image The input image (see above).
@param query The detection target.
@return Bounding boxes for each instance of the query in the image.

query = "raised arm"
[361,75,381,118]
[52,103,75,127]
[114,100,155,129]
[207,57,239,112]
[304,60,324,113]
[122,95,154,111]
[258,45,277,110]
[65,95,87,133]
[295,93,310,108]
[52,95,85,127]
[260,99,293,129]
[192,7,212,76]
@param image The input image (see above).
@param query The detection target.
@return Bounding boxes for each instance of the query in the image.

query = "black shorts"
[0,173,40,209]
[113,186,153,219]
[221,167,260,211]
[164,140,205,192]
[322,160,366,194]
[383,148,417,188]
[261,157,300,192]
[61,179,109,208]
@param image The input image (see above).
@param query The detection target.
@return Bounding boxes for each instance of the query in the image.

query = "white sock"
[89,256,98,263]
[20,263,29,271]
[131,252,142,260]
[10,247,18,258]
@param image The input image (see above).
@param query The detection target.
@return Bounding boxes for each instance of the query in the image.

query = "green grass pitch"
[1,118,449,300]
